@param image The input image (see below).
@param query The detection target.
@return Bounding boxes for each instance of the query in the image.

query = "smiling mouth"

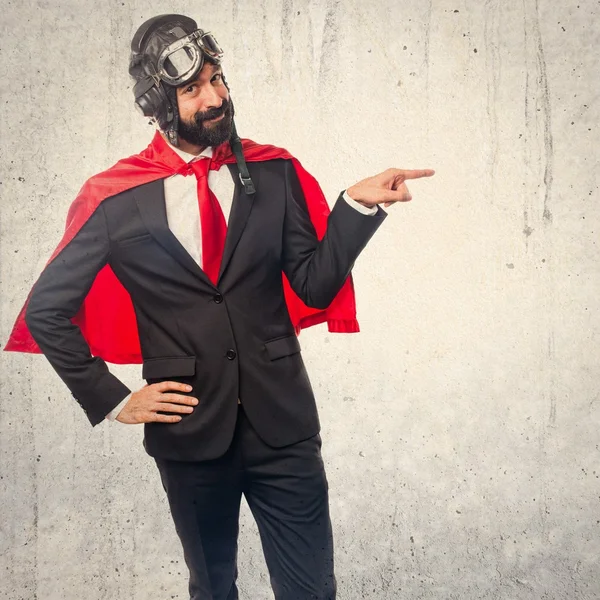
[206,113,225,123]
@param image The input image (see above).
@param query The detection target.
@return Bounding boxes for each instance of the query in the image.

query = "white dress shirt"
[106,142,376,421]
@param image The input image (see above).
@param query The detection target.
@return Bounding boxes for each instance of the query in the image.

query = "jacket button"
[213,294,223,304]
[226,349,237,360]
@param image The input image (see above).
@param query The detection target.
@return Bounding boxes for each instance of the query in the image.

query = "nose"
[198,81,225,112]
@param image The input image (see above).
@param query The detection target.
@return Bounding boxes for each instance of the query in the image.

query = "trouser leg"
[154,440,243,600]
[239,408,336,600]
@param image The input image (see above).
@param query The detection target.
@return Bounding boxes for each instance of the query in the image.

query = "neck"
[177,138,208,155]
[160,131,207,155]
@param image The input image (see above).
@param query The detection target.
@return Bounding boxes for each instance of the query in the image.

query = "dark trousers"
[154,404,336,600]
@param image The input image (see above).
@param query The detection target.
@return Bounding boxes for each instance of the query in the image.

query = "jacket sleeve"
[25,203,131,426]
[281,160,387,309]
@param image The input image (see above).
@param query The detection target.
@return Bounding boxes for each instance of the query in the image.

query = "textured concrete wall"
[1,1,598,598]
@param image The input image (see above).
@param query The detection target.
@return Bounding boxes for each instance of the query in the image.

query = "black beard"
[177,97,234,148]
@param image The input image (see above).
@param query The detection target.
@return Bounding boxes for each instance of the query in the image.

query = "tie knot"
[185,158,210,178]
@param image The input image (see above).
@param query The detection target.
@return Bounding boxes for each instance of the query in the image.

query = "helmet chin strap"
[230,119,255,195]
[221,75,255,195]
[162,84,180,147]
[166,125,179,147]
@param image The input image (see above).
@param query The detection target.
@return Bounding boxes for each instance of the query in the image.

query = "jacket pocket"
[142,356,196,380]
[116,233,152,248]
[264,335,301,361]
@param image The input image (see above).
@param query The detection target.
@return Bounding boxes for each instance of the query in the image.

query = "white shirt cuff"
[106,394,131,422]
[343,191,378,215]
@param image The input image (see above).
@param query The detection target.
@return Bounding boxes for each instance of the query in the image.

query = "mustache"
[193,99,232,124]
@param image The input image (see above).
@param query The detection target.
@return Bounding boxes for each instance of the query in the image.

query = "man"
[6,14,434,600]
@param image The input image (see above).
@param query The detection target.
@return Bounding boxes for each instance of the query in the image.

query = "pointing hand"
[346,168,435,208]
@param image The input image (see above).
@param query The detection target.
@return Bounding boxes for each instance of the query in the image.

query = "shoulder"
[239,138,295,162]
[69,169,166,227]
[243,158,301,194]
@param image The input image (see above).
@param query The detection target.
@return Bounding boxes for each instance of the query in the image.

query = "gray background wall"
[1,0,598,598]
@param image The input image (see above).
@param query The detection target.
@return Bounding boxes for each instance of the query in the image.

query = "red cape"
[4,132,359,364]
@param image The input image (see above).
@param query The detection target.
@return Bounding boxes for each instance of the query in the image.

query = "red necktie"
[188,159,227,284]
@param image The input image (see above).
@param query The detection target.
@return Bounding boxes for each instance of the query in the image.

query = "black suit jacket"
[25,159,386,461]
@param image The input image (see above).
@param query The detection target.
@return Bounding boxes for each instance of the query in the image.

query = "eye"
[184,84,196,93]
[212,73,223,83]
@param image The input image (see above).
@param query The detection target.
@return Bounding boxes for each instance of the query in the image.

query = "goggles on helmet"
[156,29,224,86]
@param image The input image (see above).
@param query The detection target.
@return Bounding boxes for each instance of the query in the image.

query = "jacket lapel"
[134,178,215,288]
[217,163,258,284]
[134,166,259,290]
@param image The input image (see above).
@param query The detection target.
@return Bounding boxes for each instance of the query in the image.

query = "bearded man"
[6,13,434,600]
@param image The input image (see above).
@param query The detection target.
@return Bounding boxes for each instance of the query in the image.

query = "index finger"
[154,381,193,393]
[400,169,435,180]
